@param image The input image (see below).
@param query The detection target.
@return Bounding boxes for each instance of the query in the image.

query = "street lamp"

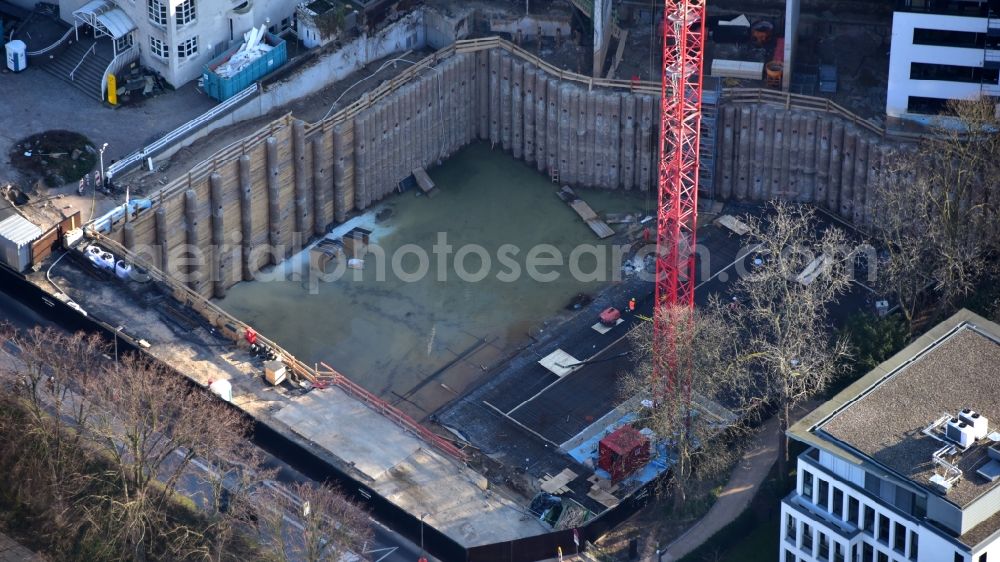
[98,143,108,189]
[419,512,430,561]
[114,324,124,364]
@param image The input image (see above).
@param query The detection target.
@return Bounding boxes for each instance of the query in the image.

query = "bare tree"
[622,301,755,510]
[874,98,1000,326]
[81,355,253,560]
[727,202,852,477]
[0,324,107,553]
[255,481,372,562]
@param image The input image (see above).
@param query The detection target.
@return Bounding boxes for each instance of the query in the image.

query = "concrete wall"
[715,103,889,227]
[109,45,660,299]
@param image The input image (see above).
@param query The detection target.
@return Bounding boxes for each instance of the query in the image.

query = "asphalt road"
[0,286,432,562]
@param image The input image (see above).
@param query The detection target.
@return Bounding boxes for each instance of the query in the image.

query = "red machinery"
[599,306,622,326]
[653,1,705,405]
[598,425,651,482]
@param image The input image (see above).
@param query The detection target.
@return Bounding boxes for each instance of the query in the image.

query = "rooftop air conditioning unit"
[958,409,989,440]
[946,418,975,449]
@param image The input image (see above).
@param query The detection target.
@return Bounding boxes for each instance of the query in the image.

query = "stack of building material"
[215,25,273,78]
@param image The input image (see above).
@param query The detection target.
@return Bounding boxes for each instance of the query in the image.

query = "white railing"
[106,82,259,179]
[68,42,95,80]
[27,25,76,56]
[101,47,138,100]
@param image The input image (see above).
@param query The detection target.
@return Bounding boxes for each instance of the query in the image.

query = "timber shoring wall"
[107,37,663,299]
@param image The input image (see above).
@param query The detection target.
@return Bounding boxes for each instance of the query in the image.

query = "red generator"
[598,425,651,482]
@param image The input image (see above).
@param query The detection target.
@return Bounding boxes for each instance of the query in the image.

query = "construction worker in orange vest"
[628,297,636,312]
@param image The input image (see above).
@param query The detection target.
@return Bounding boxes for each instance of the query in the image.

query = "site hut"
[780,309,1000,562]
[886,0,1000,125]
[54,0,299,90]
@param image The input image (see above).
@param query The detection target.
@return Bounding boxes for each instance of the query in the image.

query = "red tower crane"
[653,0,705,401]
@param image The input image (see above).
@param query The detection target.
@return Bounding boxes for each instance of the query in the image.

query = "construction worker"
[628,297,636,312]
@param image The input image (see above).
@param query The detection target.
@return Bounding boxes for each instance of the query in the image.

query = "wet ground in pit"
[217,142,655,419]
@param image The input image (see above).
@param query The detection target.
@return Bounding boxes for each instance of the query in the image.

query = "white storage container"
[0,215,42,272]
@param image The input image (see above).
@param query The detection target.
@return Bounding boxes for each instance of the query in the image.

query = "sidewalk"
[659,416,781,561]
[0,531,44,561]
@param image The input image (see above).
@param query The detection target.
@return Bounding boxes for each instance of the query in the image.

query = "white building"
[781,309,1000,562]
[54,0,298,92]
[886,0,1000,122]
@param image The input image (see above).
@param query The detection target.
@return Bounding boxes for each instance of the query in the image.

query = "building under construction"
[3,2,918,560]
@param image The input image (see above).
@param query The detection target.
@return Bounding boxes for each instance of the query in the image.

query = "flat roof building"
[781,309,1000,562]
[886,0,1000,123]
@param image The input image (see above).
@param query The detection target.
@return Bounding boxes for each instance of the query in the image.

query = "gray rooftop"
[791,310,1000,511]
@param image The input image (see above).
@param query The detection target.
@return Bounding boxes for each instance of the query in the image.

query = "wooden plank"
[713,214,751,236]
[412,167,435,193]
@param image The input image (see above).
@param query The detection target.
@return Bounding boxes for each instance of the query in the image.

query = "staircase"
[40,29,114,101]
[699,77,722,200]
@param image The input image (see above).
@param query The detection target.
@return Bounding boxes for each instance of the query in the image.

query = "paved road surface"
[0,287,432,562]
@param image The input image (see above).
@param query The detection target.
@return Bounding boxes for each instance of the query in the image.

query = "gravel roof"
[820,326,1000,509]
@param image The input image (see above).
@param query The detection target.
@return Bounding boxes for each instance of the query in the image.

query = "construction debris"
[214,25,274,78]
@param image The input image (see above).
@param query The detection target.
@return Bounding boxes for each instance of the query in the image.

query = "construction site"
[0,0,916,560]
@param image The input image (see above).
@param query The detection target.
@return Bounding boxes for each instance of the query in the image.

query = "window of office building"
[147,0,167,25]
[878,514,890,545]
[913,28,985,49]
[786,513,797,542]
[818,479,829,510]
[177,37,198,58]
[175,0,196,25]
[863,543,874,562]
[910,62,1000,84]
[819,533,830,561]
[849,497,860,526]
[910,531,919,559]
[877,551,888,562]
[834,543,845,562]
[832,487,843,518]
[803,523,813,551]
[802,470,814,501]
[864,506,875,534]
[914,494,927,518]
[978,554,987,562]
[865,472,880,495]
[955,554,964,562]
[786,550,796,562]
[149,36,168,58]
[894,522,906,553]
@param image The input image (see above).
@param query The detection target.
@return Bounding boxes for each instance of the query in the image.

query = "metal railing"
[26,25,75,56]
[68,42,95,81]
[721,87,927,142]
[101,47,138,100]
[106,82,259,179]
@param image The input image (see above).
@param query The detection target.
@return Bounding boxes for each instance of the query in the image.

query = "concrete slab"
[590,318,623,334]
[275,392,423,481]
[537,349,580,377]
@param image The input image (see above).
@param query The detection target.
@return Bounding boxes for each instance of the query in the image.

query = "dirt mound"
[9,130,97,188]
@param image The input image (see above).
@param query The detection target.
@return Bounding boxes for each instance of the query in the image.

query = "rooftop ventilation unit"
[958,409,989,440]
[930,445,963,494]
[945,418,976,449]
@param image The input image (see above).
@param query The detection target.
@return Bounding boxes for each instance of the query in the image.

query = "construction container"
[201,33,286,101]
[598,425,650,482]
[0,214,42,272]
[264,360,287,385]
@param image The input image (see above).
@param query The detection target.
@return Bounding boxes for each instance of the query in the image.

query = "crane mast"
[653,0,705,401]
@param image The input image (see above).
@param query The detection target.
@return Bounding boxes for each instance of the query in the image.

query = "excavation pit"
[217,142,652,418]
